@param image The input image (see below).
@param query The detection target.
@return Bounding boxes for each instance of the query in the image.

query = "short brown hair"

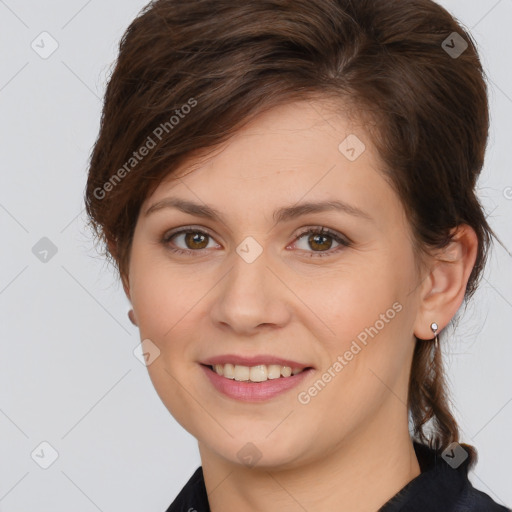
[85,0,494,468]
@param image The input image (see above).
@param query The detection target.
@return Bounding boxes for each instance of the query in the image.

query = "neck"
[198,406,421,512]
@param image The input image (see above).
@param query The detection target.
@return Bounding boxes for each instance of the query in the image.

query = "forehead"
[177,99,371,173]
[140,99,400,228]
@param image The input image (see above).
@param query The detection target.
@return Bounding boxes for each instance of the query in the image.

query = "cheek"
[305,261,406,347]
[303,252,417,404]
[129,244,194,333]
[128,249,208,431]
[289,276,413,446]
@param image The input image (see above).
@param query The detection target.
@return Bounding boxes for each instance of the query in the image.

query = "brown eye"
[182,231,209,250]
[163,228,217,254]
[293,227,350,257]
[308,232,334,251]
[162,226,350,258]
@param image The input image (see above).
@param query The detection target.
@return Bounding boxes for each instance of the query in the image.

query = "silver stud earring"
[430,322,439,351]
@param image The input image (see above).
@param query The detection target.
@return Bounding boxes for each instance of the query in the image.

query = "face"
[126,99,423,469]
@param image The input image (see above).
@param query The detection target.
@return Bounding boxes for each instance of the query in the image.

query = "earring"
[430,322,439,351]
[128,309,137,326]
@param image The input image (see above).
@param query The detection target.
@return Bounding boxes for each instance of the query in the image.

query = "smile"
[200,363,314,402]
[210,363,307,382]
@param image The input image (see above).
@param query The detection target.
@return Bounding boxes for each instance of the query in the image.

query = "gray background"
[1,0,511,510]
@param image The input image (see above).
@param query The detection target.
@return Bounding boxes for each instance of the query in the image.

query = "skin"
[122,99,478,512]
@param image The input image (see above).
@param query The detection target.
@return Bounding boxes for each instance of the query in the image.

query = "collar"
[166,442,509,512]
[378,441,469,511]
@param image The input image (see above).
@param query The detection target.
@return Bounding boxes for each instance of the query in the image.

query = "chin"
[202,431,311,470]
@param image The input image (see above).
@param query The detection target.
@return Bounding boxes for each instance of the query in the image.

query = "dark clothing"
[165,442,510,512]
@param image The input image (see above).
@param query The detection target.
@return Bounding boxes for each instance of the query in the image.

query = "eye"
[161,225,351,257]
[291,227,351,257]
[162,227,219,255]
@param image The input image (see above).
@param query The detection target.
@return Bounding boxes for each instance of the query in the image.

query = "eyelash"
[161,225,351,258]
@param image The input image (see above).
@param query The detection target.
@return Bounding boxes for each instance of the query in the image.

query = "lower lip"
[201,364,314,402]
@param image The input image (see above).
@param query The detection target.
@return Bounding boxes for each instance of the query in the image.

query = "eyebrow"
[144,197,373,224]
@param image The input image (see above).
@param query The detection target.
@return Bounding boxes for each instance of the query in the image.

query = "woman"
[85,0,510,510]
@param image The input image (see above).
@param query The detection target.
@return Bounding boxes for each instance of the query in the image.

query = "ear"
[413,224,478,340]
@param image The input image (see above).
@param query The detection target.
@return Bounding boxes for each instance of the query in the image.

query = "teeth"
[249,365,267,382]
[234,365,250,381]
[221,363,233,378]
[211,363,306,382]
[281,366,292,377]
[267,364,282,379]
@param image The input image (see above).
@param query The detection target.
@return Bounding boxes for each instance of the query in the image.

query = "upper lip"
[201,354,313,369]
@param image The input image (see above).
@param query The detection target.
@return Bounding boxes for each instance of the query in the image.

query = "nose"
[209,244,292,336]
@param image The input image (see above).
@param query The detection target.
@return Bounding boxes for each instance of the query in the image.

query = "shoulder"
[164,466,210,512]
[454,481,510,512]
[379,442,510,512]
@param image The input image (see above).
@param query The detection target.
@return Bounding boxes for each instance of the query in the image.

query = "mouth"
[199,362,315,402]
[202,362,314,382]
